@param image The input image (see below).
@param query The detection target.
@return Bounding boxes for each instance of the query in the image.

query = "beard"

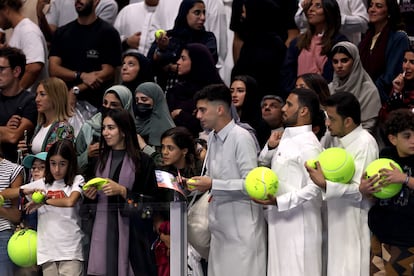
[76,0,94,17]
[282,110,299,127]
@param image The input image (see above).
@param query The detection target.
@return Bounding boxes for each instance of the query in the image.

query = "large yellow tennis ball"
[317,147,355,183]
[365,158,403,199]
[155,29,166,39]
[245,167,278,200]
[31,191,44,204]
[0,194,4,206]
[8,229,37,267]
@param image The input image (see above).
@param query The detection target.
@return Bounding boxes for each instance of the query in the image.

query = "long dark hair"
[297,0,341,55]
[161,126,197,173]
[44,140,77,186]
[99,109,141,173]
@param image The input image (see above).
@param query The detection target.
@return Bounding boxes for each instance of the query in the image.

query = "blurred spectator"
[359,0,410,103]
[147,0,218,92]
[295,0,369,44]
[230,74,261,133]
[167,43,223,137]
[231,0,288,95]
[135,82,175,165]
[0,47,37,162]
[48,0,122,109]
[37,0,118,42]
[295,72,331,106]
[114,0,159,55]
[0,143,24,275]
[0,0,48,93]
[281,0,348,97]
[120,50,154,111]
[256,95,284,148]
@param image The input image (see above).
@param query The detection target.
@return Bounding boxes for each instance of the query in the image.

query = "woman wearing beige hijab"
[329,41,381,134]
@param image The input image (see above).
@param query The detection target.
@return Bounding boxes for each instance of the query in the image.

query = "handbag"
[187,139,211,260]
[187,190,210,260]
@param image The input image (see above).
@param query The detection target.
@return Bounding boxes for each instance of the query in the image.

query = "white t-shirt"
[22,175,85,265]
[8,18,49,93]
[30,124,52,154]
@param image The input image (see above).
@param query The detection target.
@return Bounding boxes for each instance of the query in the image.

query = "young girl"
[84,109,159,276]
[22,140,84,276]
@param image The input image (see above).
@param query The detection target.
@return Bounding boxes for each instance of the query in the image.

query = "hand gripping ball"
[155,29,166,39]
[316,147,355,184]
[8,229,37,267]
[365,158,403,199]
[245,167,278,200]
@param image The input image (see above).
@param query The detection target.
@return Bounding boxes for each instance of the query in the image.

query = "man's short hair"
[385,108,414,136]
[0,0,23,11]
[194,83,232,108]
[325,92,361,125]
[260,95,284,107]
[0,47,26,79]
[290,88,320,123]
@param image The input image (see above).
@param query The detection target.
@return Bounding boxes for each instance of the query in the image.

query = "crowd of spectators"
[0,0,414,275]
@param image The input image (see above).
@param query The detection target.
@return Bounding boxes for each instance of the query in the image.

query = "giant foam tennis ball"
[317,147,355,183]
[365,158,403,199]
[8,229,37,267]
[0,194,4,206]
[245,167,278,200]
[155,29,166,39]
[31,191,44,204]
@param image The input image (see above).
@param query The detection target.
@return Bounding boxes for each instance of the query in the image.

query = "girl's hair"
[297,73,331,106]
[99,109,141,173]
[297,0,341,55]
[161,126,197,170]
[44,139,77,186]
[174,0,205,30]
[230,74,261,127]
[367,0,404,31]
[37,77,72,125]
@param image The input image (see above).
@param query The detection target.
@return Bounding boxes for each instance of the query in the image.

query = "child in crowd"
[22,140,84,275]
[362,109,414,274]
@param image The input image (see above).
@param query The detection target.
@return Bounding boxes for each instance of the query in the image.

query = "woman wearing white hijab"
[329,41,381,134]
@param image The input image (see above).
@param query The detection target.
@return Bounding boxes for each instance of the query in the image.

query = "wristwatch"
[72,86,80,95]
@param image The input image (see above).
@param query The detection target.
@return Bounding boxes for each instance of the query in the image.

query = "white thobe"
[259,125,323,276]
[322,126,379,276]
[114,3,157,56]
[207,120,267,276]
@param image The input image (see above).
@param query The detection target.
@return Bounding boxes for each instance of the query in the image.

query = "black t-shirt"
[368,146,414,246]
[49,18,122,108]
[0,90,37,161]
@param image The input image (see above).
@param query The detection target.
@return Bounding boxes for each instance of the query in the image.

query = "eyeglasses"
[0,66,11,73]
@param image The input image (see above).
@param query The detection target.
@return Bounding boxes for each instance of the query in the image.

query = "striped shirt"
[0,159,23,231]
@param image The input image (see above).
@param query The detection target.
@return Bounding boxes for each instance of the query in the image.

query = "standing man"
[37,0,118,42]
[49,0,122,109]
[306,92,379,276]
[258,88,323,276]
[114,0,159,56]
[191,83,266,276]
[0,47,37,162]
[0,0,48,93]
